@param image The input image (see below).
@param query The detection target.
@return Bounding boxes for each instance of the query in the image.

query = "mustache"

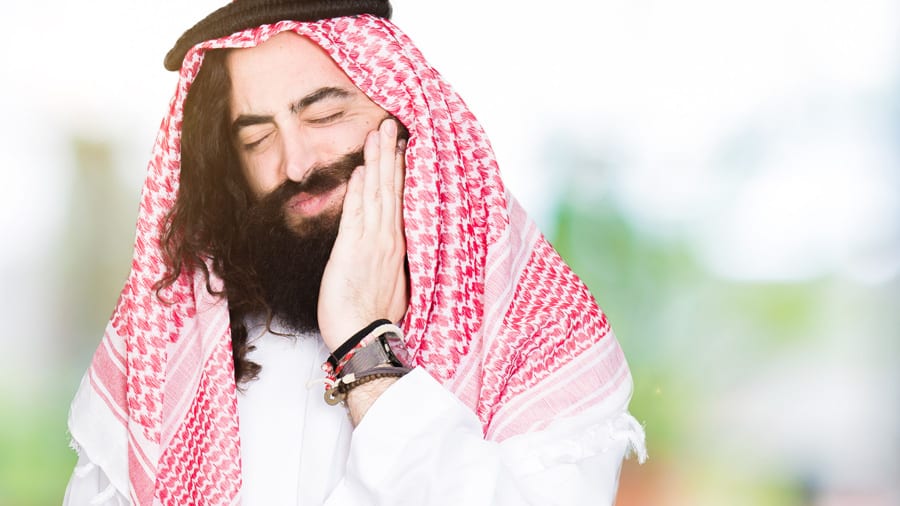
[258,148,365,209]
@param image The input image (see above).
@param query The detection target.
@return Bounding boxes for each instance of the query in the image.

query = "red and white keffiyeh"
[68,14,636,506]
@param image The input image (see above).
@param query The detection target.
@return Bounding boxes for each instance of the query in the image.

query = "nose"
[282,130,318,183]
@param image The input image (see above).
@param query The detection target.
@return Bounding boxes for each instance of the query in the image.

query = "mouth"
[285,183,345,219]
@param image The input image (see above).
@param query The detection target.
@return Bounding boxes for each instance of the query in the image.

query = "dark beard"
[237,149,364,333]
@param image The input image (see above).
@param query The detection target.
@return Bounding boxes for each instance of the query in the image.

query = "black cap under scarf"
[164,0,393,71]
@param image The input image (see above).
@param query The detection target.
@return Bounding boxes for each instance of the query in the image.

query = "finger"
[378,119,399,223]
[339,165,366,233]
[394,137,407,234]
[389,261,409,322]
[362,129,381,230]
[394,137,406,197]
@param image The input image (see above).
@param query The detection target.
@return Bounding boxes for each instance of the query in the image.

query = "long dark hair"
[156,50,264,384]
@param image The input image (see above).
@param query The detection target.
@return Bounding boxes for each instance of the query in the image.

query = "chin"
[285,206,342,239]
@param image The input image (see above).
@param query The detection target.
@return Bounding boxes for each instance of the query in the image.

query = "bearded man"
[64,1,645,504]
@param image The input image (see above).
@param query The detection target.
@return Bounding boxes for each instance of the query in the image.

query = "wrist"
[321,316,374,352]
[325,319,394,372]
[321,321,409,414]
[345,376,399,426]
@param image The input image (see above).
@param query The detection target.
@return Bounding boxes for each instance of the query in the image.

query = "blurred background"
[1,0,897,504]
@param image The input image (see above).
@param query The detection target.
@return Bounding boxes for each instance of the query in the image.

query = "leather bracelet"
[324,366,410,406]
[338,333,405,378]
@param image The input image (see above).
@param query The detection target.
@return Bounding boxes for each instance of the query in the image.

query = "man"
[65,1,645,504]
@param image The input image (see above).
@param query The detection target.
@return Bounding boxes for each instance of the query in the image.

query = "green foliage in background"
[1,392,76,506]
[548,191,841,504]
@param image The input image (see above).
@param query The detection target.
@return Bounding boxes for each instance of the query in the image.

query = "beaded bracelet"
[324,365,411,406]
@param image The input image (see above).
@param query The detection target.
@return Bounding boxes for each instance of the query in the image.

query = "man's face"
[227,32,389,228]
[223,32,394,332]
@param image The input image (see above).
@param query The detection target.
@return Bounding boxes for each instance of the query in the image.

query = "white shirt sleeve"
[63,453,130,506]
[325,367,642,506]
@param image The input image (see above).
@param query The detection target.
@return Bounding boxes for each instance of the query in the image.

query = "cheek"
[306,127,360,156]
[241,155,278,197]
[320,116,382,153]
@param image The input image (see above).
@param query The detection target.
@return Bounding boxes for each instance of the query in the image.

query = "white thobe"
[64,329,642,505]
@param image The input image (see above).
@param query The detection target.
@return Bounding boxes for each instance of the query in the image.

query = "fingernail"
[382,118,397,135]
[397,138,407,151]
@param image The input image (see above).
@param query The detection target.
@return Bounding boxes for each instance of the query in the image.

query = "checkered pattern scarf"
[68,15,635,505]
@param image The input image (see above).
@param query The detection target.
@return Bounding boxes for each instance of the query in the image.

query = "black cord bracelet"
[327,319,392,370]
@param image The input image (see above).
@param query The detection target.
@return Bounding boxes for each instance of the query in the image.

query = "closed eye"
[243,134,270,151]
[306,111,344,125]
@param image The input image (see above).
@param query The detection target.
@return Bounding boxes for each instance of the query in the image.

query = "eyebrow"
[231,86,353,136]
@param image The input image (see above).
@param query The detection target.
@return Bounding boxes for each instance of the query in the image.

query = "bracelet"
[327,319,392,370]
[339,333,405,377]
[323,321,404,382]
[324,366,410,406]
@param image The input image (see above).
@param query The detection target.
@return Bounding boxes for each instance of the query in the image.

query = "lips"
[286,184,343,217]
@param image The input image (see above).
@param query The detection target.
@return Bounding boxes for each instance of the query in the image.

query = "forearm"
[345,376,398,426]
